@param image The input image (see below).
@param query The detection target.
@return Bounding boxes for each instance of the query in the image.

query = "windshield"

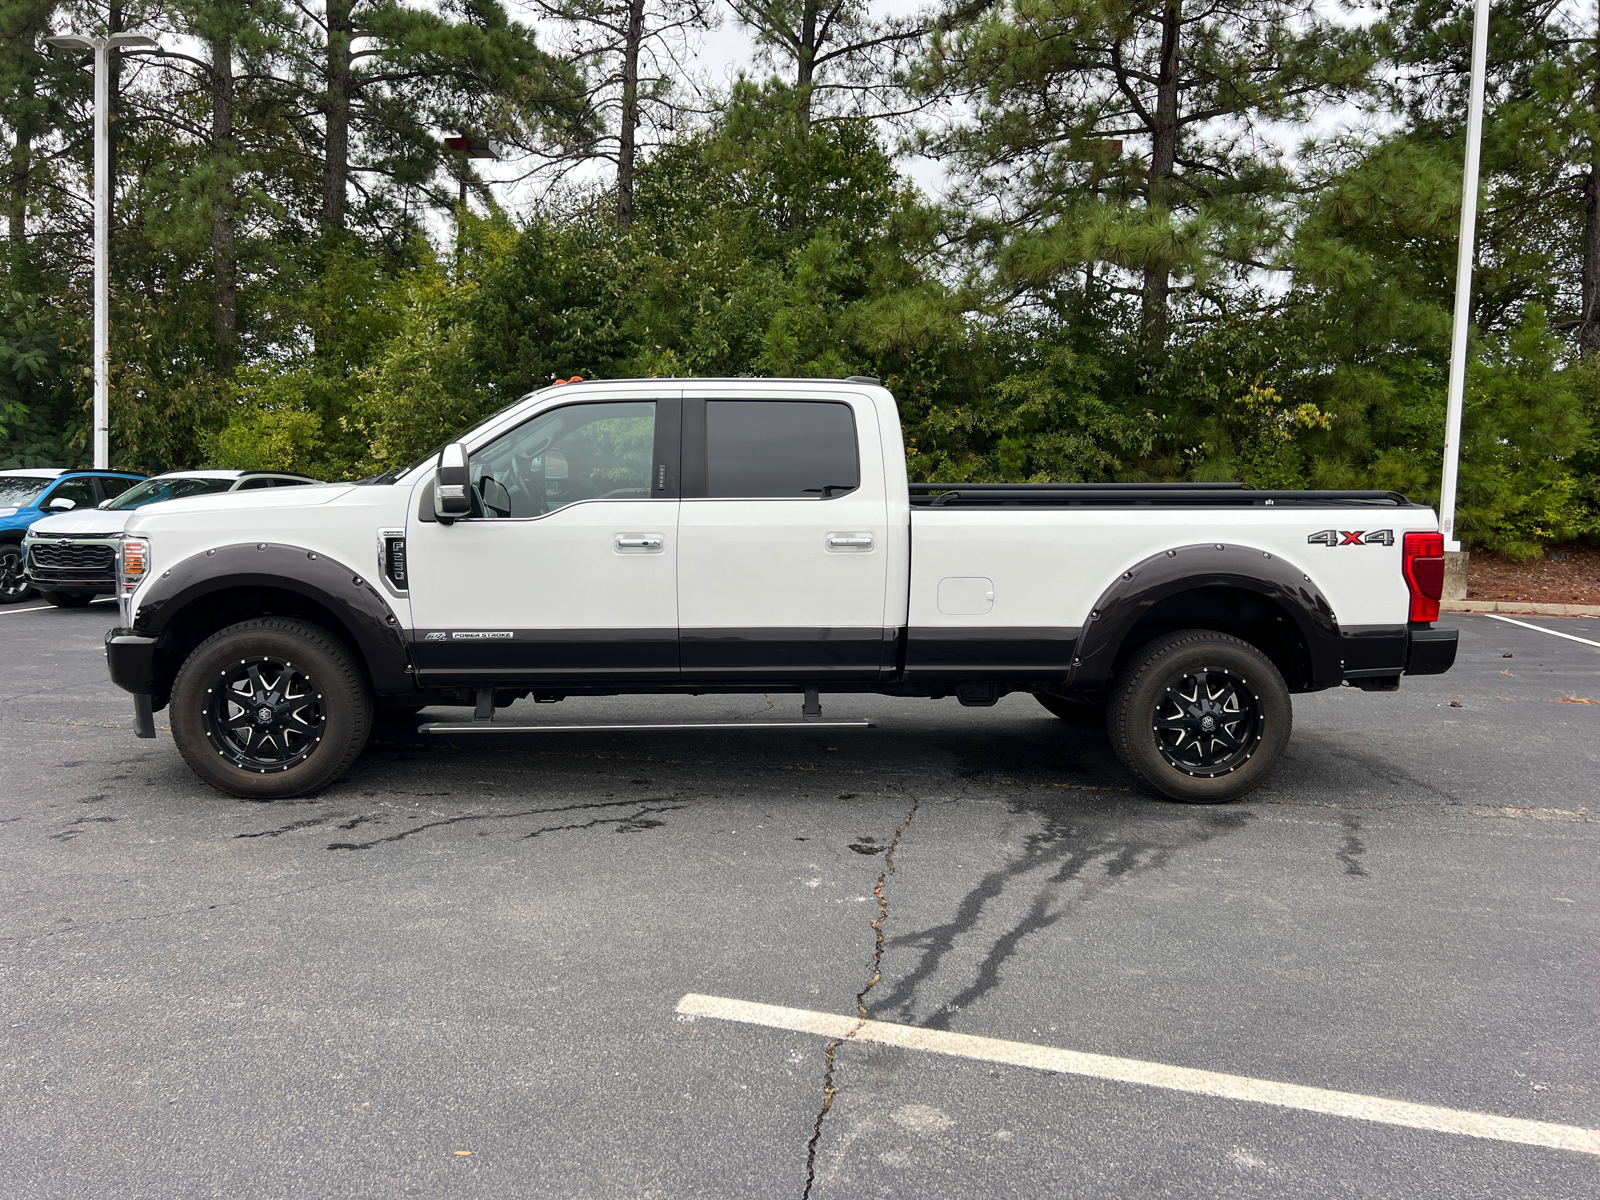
[0,476,53,506]
[106,477,237,510]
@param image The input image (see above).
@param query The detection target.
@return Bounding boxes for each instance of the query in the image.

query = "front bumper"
[105,628,159,739]
[1405,626,1458,675]
[105,627,158,694]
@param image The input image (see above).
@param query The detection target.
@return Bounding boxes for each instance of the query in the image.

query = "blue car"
[0,468,145,604]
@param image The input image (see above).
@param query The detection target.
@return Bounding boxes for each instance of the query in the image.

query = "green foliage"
[2,0,1597,557]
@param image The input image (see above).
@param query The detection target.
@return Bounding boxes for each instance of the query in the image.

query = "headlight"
[118,537,151,625]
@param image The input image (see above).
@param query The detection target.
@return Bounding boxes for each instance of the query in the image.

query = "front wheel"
[1107,629,1292,804]
[0,544,35,604]
[169,618,374,799]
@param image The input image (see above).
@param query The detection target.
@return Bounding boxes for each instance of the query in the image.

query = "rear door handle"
[827,533,874,552]
[616,534,664,552]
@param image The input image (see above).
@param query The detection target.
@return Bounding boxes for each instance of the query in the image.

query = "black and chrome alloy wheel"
[172,617,373,798]
[0,544,32,603]
[1108,629,1292,804]
[1153,668,1264,777]
[202,655,327,773]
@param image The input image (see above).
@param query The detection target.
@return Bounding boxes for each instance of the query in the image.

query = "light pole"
[443,136,500,272]
[1437,0,1491,595]
[46,31,158,470]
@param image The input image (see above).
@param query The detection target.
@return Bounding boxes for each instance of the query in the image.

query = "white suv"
[23,470,320,607]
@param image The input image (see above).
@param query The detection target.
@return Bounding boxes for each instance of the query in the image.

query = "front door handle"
[616,534,664,552]
[827,533,874,552]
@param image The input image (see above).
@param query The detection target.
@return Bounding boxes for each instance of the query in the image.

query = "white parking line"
[1484,613,1600,650]
[676,993,1600,1157]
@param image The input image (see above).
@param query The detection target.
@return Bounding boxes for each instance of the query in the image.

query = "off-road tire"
[0,543,34,604]
[40,590,94,608]
[1034,692,1107,727]
[1107,629,1292,804]
[170,618,374,799]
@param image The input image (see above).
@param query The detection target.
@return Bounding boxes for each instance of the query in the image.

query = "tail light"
[1402,531,1444,623]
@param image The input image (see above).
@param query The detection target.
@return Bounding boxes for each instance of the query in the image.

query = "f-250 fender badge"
[1308,529,1393,547]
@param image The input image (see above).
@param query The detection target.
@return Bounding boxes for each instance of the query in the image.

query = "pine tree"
[527,0,714,227]
[920,0,1376,342]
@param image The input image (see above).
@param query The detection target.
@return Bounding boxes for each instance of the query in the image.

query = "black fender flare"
[1067,543,1342,692]
[130,542,413,694]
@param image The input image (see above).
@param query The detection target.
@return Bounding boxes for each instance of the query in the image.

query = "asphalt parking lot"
[2,600,1597,1199]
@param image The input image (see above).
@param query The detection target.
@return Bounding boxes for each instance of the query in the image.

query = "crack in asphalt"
[800,791,921,1200]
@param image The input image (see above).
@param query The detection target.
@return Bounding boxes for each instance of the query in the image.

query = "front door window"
[43,477,99,511]
[469,402,656,519]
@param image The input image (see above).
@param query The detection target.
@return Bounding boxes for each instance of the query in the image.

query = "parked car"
[22,469,322,607]
[103,378,1456,802]
[0,468,145,604]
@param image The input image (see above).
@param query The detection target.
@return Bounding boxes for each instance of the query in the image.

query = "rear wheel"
[170,618,373,799]
[1107,629,1292,803]
[40,590,94,608]
[0,544,34,604]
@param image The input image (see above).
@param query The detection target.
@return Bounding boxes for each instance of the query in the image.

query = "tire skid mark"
[325,797,685,851]
[875,805,1253,1030]
[1337,812,1368,876]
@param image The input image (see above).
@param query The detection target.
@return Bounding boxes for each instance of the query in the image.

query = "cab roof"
[153,469,318,481]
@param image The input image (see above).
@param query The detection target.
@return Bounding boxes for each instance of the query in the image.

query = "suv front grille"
[30,542,115,571]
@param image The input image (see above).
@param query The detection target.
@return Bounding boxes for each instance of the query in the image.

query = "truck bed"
[909,482,1417,508]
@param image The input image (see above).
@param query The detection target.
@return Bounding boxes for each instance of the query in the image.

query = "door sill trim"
[420,718,876,734]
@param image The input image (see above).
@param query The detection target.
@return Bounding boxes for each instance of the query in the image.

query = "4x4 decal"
[1308,529,1393,547]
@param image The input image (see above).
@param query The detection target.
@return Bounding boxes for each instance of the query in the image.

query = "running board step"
[419,719,875,735]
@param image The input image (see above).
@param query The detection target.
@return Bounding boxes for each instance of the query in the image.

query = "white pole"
[1438,0,1491,552]
[92,38,110,471]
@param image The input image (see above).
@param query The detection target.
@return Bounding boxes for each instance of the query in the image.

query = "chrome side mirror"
[433,443,471,524]
[47,497,76,511]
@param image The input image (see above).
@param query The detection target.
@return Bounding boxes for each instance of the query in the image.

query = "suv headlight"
[118,537,151,625]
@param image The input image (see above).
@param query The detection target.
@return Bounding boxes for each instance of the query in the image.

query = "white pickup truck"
[104,377,1456,803]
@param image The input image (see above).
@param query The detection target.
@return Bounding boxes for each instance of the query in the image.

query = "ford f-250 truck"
[103,377,1457,803]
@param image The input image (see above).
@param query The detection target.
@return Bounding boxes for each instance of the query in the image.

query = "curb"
[1444,599,1600,618]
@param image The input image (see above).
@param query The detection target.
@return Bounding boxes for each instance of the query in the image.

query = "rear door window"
[95,476,140,503]
[704,401,858,499]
